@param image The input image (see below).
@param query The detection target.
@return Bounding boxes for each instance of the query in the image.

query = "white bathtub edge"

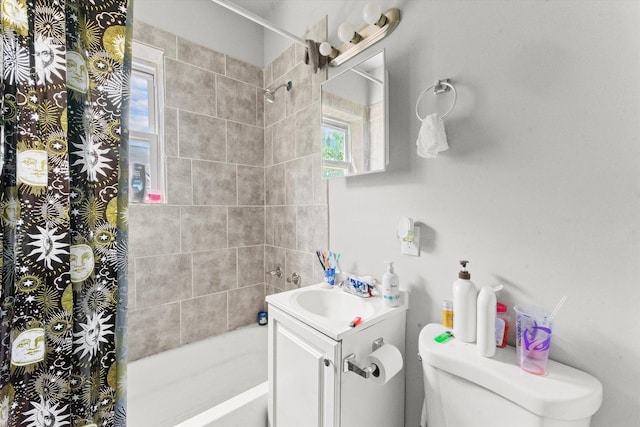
[175,381,268,427]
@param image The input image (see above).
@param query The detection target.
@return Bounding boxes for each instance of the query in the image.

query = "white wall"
[264,1,640,426]
[134,0,265,66]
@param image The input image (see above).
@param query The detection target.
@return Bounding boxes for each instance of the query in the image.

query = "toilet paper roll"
[366,344,403,384]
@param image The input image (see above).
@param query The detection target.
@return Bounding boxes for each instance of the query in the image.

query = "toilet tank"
[418,324,603,427]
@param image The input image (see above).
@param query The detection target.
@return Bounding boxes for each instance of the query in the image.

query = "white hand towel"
[416,113,448,158]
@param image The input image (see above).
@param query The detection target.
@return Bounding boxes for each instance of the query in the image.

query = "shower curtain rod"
[210,0,307,47]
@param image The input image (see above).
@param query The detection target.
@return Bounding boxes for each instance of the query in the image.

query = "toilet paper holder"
[343,338,384,379]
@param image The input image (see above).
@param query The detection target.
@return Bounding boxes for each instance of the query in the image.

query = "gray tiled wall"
[264,18,329,296]
[128,21,266,361]
[128,19,328,361]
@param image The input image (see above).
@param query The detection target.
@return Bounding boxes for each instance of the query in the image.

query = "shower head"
[264,81,292,103]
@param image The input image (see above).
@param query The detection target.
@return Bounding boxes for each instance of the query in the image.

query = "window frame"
[321,117,352,177]
[129,41,166,203]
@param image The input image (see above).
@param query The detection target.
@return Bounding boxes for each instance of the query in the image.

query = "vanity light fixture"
[319,41,339,59]
[362,2,388,27]
[338,22,363,44]
[326,2,401,67]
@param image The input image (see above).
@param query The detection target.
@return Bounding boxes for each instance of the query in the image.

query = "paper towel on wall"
[366,344,403,384]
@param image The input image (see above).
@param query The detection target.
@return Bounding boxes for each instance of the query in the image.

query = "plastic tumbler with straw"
[514,296,566,375]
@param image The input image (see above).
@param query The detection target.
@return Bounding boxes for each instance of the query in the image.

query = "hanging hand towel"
[416,113,448,158]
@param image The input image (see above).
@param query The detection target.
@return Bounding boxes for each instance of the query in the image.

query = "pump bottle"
[477,284,503,357]
[382,261,399,307]
[452,260,478,343]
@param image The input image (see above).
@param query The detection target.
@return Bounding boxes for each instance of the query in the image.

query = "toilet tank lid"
[418,323,603,421]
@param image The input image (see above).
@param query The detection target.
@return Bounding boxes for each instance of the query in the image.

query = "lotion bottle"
[477,284,503,357]
[452,260,477,343]
[382,261,400,307]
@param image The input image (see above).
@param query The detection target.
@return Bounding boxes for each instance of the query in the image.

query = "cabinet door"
[269,307,340,427]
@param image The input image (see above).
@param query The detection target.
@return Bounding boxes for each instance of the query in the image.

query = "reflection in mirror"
[321,50,387,178]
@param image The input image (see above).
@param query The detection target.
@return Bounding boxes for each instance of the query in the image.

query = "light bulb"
[363,2,383,25]
[338,22,361,44]
[319,41,336,58]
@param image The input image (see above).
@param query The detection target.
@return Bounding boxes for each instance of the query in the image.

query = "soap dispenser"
[452,260,478,343]
[382,261,400,307]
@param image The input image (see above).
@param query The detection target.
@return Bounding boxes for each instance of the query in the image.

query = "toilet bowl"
[418,323,603,427]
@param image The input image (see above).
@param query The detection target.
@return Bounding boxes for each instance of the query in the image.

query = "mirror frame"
[320,50,388,179]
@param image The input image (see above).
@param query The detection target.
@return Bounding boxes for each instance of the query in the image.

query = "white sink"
[292,288,377,321]
[266,284,407,340]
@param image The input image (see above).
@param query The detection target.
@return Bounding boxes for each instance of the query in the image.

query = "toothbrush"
[316,250,326,270]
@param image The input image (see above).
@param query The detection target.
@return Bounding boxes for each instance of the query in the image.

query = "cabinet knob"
[324,358,331,367]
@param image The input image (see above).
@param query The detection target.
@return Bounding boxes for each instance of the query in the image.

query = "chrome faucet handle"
[267,266,283,278]
[286,272,300,286]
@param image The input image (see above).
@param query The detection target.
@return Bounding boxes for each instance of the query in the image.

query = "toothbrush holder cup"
[324,268,336,286]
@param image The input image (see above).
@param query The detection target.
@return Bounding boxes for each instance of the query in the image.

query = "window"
[129,42,165,203]
[321,118,351,178]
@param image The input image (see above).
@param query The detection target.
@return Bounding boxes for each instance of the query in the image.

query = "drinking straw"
[548,295,567,321]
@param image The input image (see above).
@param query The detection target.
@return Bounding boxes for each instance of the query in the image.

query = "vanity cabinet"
[268,307,340,427]
[266,285,407,427]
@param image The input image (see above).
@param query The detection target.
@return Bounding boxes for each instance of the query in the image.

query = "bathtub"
[128,324,268,427]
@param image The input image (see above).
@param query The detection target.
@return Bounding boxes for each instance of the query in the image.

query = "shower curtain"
[0,0,132,425]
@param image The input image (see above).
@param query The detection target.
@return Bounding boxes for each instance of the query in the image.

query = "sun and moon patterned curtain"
[0,0,132,426]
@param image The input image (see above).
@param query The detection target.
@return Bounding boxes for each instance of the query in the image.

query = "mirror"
[321,50,388,178]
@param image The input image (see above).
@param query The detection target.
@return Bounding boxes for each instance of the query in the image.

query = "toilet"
[418,323,603,427]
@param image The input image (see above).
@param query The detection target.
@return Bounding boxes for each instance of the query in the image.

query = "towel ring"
[415,79,457,121]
